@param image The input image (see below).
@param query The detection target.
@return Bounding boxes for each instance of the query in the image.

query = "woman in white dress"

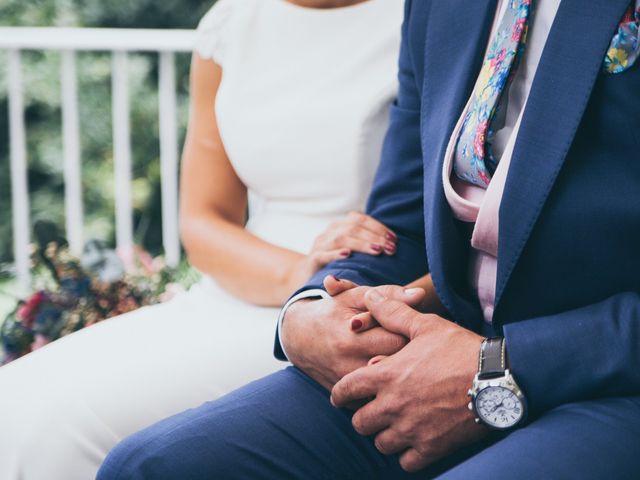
[0,0,403,478]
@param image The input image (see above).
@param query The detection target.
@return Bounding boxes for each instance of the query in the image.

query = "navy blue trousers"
[98,367,640,479]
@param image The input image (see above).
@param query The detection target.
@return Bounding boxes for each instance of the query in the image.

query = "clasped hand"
[332,287,487,472]
[280,276,425,391]
[281,277,487,472]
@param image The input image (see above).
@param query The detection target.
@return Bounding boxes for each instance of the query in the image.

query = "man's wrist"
[468,337,527,430]
[277,289,329,360]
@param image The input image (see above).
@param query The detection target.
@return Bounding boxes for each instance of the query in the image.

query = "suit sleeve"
[303,0,427,291]
[504,292,640,416]
[274,0,429,359]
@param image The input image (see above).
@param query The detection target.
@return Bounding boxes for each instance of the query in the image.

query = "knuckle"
[380,285,402,298]
[374,435,392,455]
[350,212,365,225]
[348,225,360,236]
[386,301,409,319]
[395,420,413,439]
[333,336,350,354]
[376,333,406,356]
[377,366,397,387]
[376,394,398,417]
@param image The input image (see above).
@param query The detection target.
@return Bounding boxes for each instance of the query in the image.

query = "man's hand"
[281,277,426,391]
[324,275,448,332]
[330,288,487,472]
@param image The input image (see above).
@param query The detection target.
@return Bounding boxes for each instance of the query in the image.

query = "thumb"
[364,289,423,339]
[323,275,359,297]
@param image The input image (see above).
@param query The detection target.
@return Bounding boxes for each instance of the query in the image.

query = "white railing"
[0,27,197,295]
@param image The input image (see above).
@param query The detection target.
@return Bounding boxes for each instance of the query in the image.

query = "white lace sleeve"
[193,0,234,64]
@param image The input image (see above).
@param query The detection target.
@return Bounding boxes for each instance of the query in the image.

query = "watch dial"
[476,386,524,429]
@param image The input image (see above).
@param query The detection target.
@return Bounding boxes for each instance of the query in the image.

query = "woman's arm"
[180,55,307,306]
[180,55,396,307]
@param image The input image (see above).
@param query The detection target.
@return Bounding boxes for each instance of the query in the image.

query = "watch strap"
[478,337,506,380]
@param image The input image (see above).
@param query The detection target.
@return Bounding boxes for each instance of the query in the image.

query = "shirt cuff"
[276,288,330,361]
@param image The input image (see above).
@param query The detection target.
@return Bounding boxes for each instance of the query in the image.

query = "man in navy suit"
[99,0,640,478]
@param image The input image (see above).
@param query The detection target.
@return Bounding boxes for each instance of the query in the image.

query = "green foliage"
[0,0,214,270]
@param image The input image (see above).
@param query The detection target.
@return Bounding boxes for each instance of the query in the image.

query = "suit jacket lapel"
[421,0,498,328]
[494,0,631,310]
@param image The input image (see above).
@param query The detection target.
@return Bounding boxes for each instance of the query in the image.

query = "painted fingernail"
[340,249,350,257]
[351,319,364,331]
[404,288,422,296]
[384,242,396,252]
[368,290,385,303]
[386,232,397,241]
[371,244,383,252]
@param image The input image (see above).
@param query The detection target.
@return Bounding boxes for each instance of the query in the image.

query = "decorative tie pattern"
[604,1,640,74]
[454,0,533,188]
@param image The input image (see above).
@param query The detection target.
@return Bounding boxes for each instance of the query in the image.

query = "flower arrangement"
[0,222,200,365]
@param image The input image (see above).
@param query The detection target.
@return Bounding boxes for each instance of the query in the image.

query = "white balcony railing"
[0,27,197,295]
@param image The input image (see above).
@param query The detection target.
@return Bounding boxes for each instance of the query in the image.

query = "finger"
[341,228,397,255]
[331,366,379,408]
[374,428,411,456]
[311,249,351,270]
[347,211,397,242]
[356,327,407,356]
[376,285,426,308]
[399,448,432,473]
[351,400,392,437]
[338,285,374,311]
[368,355,387,366]
[335,236,387,256]
[349,286,426,333]
[323,275,359,297]
[350,311,378,332]
[364,290,425,339]
[350,231,396,256]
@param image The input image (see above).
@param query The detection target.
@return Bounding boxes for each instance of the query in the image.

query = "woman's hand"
[285,212,397,292]
[312,211,397,257]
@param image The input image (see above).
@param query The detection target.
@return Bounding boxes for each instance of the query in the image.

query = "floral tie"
[454,0,533,188]
[604,1,640,74]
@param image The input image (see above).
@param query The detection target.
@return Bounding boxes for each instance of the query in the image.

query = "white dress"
[0,0,403,478]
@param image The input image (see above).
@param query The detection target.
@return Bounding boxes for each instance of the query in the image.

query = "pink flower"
[117,245,157,275]
[491,49,507,68]
[512,6,530,42]
[31,334,51,351]
[478,169,491,186]
[473,121,488,159]
[16,291,48,328]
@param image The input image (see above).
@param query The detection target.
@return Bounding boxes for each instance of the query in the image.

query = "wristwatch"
[467,337,527,430]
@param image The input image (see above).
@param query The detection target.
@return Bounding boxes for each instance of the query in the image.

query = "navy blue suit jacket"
[276,0,640,417]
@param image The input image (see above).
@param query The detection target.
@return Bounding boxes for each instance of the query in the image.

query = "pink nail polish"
[351,319,363,331]
[340,250,350,257]
[386,232,397,241]
[385,242,396,252]
[371,244,383,252]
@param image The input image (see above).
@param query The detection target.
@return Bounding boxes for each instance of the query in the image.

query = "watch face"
[475,386,524,429]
